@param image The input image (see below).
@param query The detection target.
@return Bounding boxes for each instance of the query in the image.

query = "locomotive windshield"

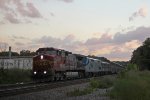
[82,57,89,66]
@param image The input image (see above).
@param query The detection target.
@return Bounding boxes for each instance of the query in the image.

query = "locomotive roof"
[36,47,71,53]
[87,57,103,62]
[111,62,124,68]
[87,57,110,64]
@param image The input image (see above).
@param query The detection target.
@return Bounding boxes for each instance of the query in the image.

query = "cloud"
[0,21,5,25]
[10,26,150,61]
[4,13,21,24]
[113,26,150,44]
[50,12,55,17]
[0,0,42,24]
[129,6,148,21]
[85,34,112,45]
[125,40,141,49]
[0,42,9,51]
[16,2,42,18]
[15,42,25,46]
[86,26,150,46]
[84,26,150,60]
[12,35,29,40]
[58,0,74,3]
[31,34,86,54]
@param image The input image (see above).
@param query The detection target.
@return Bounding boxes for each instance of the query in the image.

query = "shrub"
[109,71,150,100]
[90,77,114,89]
[0,68,31,84]
[127,63,138,71]
[90,78,100,88]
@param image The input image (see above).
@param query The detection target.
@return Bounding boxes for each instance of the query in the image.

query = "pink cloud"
[9,26,150,61]
[0,0,42,24]
[129,5,148,21]
[16,2,42,18]
[4,13,20,24]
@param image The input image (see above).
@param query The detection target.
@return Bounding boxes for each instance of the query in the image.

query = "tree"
[0,51,19,56]
[131,38,150,70]
[20,50,36,56]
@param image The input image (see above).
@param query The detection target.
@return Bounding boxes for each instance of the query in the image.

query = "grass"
[109,70,150,100]
[68,70,150,99]
[67,76,115,97]
[90,76,114,89]
[0,68,32,84]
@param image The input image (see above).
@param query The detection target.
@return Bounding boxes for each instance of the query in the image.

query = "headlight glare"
[34,71,37,74]
[44,71,47,74]
[41,55,43,59]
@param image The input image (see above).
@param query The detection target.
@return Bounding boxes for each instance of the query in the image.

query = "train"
[32,47,124,81]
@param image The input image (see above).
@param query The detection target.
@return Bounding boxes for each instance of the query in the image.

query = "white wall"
[0,57,33,69]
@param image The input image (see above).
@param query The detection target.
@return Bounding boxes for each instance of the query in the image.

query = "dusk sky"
[0,0,150,61]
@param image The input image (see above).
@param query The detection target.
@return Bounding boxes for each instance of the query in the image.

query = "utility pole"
[9,46,11,59]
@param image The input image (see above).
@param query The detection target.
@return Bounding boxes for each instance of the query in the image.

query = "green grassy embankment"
[67,64,150,99]
[0,68,32,84]
[109,70,150,100]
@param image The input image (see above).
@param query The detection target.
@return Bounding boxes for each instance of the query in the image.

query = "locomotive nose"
[32,54,54,78]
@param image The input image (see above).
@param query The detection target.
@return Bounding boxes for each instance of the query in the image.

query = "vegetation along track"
[0,77,103,98]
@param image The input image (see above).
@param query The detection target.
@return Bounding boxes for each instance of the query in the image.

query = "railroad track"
[0,82,37,90]
[0,77,98,98]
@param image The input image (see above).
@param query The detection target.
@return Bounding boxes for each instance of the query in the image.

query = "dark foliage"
[131,38,150,70]
[0,51,19,56]
[0,68,31,84]
[20,50,36,56]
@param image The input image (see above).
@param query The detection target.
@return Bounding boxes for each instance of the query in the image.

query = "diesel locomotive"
[32,47,124,81]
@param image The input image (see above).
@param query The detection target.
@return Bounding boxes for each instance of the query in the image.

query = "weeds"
[109,70,150,100]
[0,68,31,84]
[90,77,114,89]
[67,76,114,97]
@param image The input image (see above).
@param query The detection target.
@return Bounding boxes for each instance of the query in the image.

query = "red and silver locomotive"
[32,47,124,81]
[32,47,85,80]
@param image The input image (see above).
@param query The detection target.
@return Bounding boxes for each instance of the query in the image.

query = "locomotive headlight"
[44,71,47,74]
[34,71,37,74]
[41,55,43,59]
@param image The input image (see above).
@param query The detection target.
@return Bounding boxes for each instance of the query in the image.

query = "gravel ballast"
[1,82,111,100]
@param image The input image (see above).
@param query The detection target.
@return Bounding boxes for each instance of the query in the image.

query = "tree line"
[131,38,150,70]
[0,50,36,57]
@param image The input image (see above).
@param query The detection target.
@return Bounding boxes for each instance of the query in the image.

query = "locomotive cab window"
[46,51,57,55]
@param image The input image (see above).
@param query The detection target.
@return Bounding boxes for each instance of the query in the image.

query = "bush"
[117,63,139,79]
[0,68,31,84]
[127,63,138,71]
[109,71,150,100]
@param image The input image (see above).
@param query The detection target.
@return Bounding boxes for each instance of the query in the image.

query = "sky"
[0,0,150,61]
